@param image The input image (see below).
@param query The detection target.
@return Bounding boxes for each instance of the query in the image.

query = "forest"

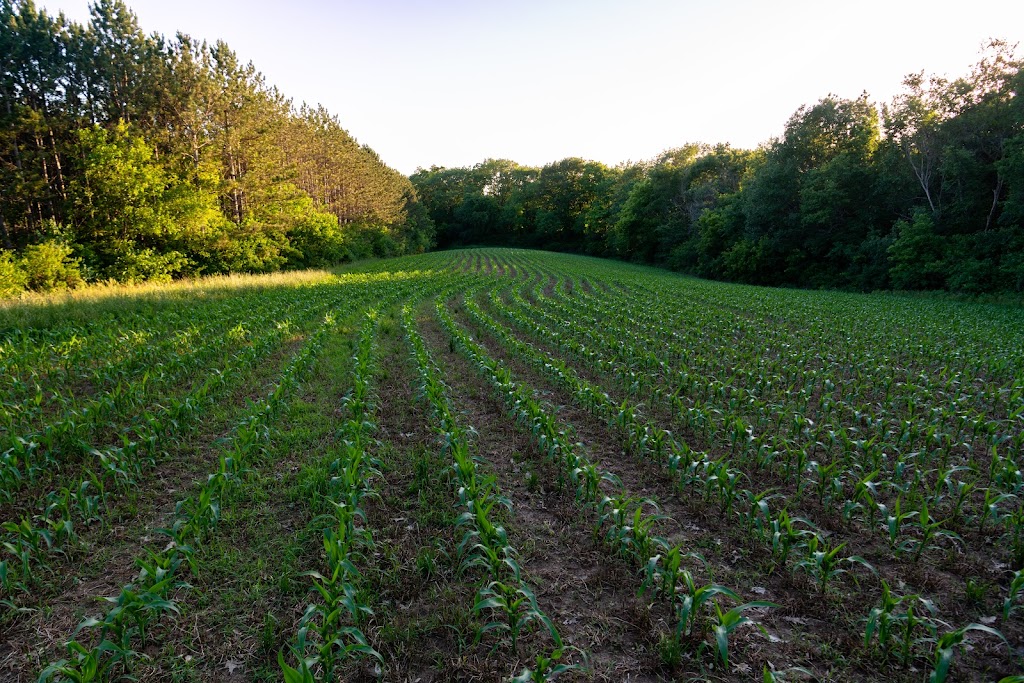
[0,0,434,295]
[412,43,1024,294]
[3,0,1024,295]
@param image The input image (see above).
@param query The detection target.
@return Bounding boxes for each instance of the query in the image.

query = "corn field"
[0,249,1022,682]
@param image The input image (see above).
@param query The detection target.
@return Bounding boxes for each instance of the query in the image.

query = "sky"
[38,0,1024,175]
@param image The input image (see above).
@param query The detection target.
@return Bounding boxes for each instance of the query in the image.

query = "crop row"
[435,291,780,674]
[1,284,371,605]
[0,278,337,433]
[279,311,384,681]
[496,272,1024,572]
[403,298,571,680]
[37,304,342,681]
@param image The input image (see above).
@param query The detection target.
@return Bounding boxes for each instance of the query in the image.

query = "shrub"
[345,223,400,260]
[216,227,290,273]
[21,241,84,292]
[887,211,946,290]
[0,250,28,298]
[103,242,191,283]
[287,211,350,268]
[720,237,767,283]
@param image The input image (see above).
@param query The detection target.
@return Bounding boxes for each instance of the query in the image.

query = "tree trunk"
[907,150,936,215]
[4,95,24,172]
[985,177,1004,232]
[48,127,67,202]
[0,213,13,250]
[2,96,31,230]
[35,132,55,220]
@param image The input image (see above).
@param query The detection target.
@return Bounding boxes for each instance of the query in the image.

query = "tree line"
[412,42,1024,294]
[0,0,434,294]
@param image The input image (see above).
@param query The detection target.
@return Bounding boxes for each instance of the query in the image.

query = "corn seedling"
[793,535,875,593]
[928,623,1008,683]
[1003,570,1023,621]
[474,580,561,652]
[710,599,778,667]
[511,648,586,682]
[864,580,938,665]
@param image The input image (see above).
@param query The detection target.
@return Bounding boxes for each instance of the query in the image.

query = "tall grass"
[0,269,338,331]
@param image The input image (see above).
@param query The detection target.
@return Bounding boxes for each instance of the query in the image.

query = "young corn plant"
[936,467,974,526]
[879,496,918,554]
[463,542,522,586]
[474,580,561,653]
[642,546,706,600]
[845,469,882,529]
[703,460,744,514]
[908,501,962,562]
[928,623,1009,683]
[571,462,619,506]
[978,488,1014,537]
[710,599,778,668]
[595,495,667,563]
[672,571,738,642]
[793,535,875,594]
[1003,503,1024,568]
[1003,569,1023,621]
[737,488,778,540]
[278,646,316,683]
[667,571,777,667]
[770,509,816,567]
[511,648,586,682]
[3,518,54,556]
[293,601,381,678]
[37,640,135,683]
[99,585,182,647]
[0,542,33,594]
[807,459,844,510]
[864,580,938,665]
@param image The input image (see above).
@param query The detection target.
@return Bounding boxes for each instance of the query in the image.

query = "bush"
[720,237,767,283]
[287,210,350,268]
[21,241,84,292]
[998,250,1024,293]
[887,211,946,290]
[216,227,290,273]
[103,241,191,283]
[0,250,28,298]
[947,256,998,294]
[345,223,400,260]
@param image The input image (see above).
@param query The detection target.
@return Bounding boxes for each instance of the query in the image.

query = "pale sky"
[39,0,1024,175]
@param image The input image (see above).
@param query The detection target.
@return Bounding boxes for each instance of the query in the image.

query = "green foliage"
[711,600,778,667]
[1000,133,1024,225]
[928,623,1008,683]
[6,3,1021,295]
[345,224,401,261]
[101,242,192,283]
[287,210,350,268]
[0,250,28,297]
[887,211,946,290]
[512,649,584,682]
[211,227,289,274]
[720,237,768,283]
[611,177,662,262]
[21,241,84,292]
[73,124,198,247]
